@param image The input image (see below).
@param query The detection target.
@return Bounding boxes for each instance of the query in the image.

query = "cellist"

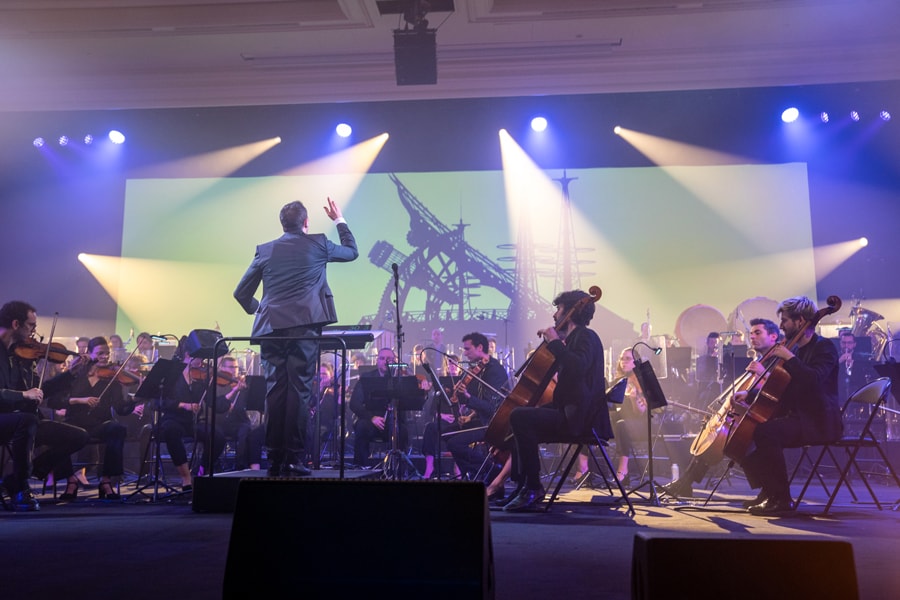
[662,318,781,500]
[739,296,840,516]
[501,289,610,513]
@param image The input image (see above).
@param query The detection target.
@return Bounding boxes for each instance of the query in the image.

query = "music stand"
[129,358,186,503]
[359,376,426,480]
[629,343,669,506]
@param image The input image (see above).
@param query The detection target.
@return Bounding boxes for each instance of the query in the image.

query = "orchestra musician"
[502,289,611,513]
[349,347,406,468]
[0,301,43,511]
[421,333,508,480]
[738,296,840,516]
[0,300,89,511]
[234,198,358,477]
[49,336,140,501]
[217,354,263,471]
[837,328,875,403]
[662,318,781,500]
[156,341,226,491]
[610,347,649,487]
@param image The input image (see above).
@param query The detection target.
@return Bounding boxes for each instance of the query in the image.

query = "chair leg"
[594,441,635,517]
[544,444,580,511]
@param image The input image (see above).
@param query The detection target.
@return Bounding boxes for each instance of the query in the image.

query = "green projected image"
[117,164,814,356]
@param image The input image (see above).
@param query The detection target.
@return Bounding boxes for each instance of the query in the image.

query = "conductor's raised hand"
[323,197,343,221]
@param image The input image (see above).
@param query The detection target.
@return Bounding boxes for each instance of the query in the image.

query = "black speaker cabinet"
[394,28,437,85]
[224,479,493,599]
[184,328,226,359]
[631,532,858,599]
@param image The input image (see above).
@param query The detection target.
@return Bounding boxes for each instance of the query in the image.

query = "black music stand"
[629,347,669,506]
[129,358,186,503]
[359,376,426,480]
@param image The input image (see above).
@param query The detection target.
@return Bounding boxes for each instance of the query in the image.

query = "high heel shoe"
[98,481,122,501]
[58,480,80,503]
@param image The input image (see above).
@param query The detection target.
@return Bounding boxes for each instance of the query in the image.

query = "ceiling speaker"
[393,29,437,86]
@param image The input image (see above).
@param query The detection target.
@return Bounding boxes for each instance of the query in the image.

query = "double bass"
[483,285,602,449]
[722,295,841,462]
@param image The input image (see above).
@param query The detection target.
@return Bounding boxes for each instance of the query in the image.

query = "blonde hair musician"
[611,347,648,485]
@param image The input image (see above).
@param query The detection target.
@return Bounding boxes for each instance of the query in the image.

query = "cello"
[483,285,602,449]
[722,295,841,462]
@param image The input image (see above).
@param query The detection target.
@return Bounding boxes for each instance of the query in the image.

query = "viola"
[13,338,78,364]
[448,356,489,425]
[94,365,142,386]
[191,366,240,387]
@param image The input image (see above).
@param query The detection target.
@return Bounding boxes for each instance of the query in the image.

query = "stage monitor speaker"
[393,28,437,85]
[631,532,858,600]
[184,328,226,359]
[224,479,493,599]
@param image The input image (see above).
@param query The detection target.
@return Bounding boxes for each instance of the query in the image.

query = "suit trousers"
[260,325,319,466]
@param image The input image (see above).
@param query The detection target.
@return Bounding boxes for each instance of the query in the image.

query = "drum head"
[675,304,727,352]
[729,297,780,332]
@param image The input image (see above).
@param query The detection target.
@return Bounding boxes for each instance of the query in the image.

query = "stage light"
[336,123,352,138]
[850,111,860,122]
[108,130,126,144]
[880,110,891,122]
[859,237,868,247]
[84,134,94,145]
[781,107,799,123]
[33,137,45,148]
[613,126,622,135]
[530,116,547,132]
[58,135,69,146]
[820,112,830,123]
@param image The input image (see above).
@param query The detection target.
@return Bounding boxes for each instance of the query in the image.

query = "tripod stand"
[358,376,424,480]
[626,342,669,506]
[129,358,185,503]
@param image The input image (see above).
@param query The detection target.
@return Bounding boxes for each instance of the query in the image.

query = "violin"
[94,365,142,386]
[449,357,489,425]
[190,366,239,386]
[13,338,78,364]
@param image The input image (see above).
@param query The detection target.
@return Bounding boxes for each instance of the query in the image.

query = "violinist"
[663,318,781,500]
[49,336,139,501]
[0,300,43,511]
[739,296,840,516]
[157,341,226,491]
[502,290,610,513]
[0,300,88,511]
[217,355,263,471]
[422,333,508,480]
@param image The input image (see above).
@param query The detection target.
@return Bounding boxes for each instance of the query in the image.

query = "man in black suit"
[502,289,611,512]
[234,198,358,476]
[739,296,841,516]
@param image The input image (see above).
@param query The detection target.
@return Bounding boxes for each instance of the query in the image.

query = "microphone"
[391,263,399,282]
[719,331,740,336]
[150,335,169,342]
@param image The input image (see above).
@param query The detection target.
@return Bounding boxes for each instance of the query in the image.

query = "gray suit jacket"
[233,222,358,337]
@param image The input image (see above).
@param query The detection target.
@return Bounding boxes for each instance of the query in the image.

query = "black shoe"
[748,496,796,517]
[13,488,40,512]
[486,486,506,502]
[742,490,769,510]
[98,481,122,501]
[661,480,692,499]
[491,484,523,510]
[58,480,81,503]
[503,486,546,513]
[281,463,312,477]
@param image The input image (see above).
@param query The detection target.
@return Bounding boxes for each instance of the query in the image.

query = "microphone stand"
[382,264,418,480]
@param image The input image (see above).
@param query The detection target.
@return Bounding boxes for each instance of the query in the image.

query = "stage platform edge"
[192,468,382,513]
